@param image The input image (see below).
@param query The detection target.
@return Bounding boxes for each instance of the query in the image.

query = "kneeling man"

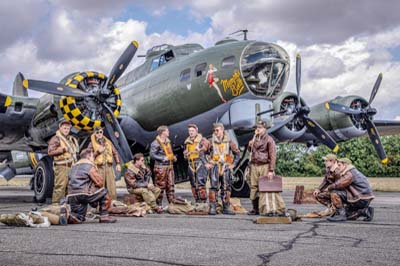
[327,158,374,222]
[67,148,116,224]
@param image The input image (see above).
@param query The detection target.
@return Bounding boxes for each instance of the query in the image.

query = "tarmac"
[0,187,400,266]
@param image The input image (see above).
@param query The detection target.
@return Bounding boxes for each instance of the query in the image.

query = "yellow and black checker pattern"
[59,71,122,131]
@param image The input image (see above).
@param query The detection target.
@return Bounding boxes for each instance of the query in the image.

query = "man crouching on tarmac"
[205,123,240,215]
[326,158,374,222]
[66,148,116,224]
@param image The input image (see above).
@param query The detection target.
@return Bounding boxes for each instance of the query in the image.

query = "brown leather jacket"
[68,159,104,194]
[327,165,374,203]
[48,134,78,163]
[248,132,276,171]
[318,165,341,191]
[124,164,152,190]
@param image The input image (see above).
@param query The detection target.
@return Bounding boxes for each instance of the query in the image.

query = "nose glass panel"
[241,42,290,100]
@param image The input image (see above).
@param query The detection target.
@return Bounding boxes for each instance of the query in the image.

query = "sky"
[0,0,400,120]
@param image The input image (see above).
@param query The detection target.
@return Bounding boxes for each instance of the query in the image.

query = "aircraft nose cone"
[240,42,290,100]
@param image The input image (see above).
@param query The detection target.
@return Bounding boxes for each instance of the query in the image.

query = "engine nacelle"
[309,95,368,141]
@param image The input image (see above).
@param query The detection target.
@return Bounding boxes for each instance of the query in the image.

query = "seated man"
[327,158,375,222]
[124,153,163,214]
[313,154,341,213]
[66,148,116,224]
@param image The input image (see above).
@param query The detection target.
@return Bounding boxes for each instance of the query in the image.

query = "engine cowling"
[58,71,122,131]
[270,92,307,141]
[309,95,369,141]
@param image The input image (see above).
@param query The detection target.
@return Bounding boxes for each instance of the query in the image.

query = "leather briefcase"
[259,175,283,193]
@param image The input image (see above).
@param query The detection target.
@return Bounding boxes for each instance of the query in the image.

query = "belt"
[154,162,173,167]
[54,161,73,167]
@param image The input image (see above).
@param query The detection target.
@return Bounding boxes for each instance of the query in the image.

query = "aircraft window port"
[15,102,23,112]
[180,68,191,82]
[195,63,207,77]
[150,58,160,71]
[221,55,235,68]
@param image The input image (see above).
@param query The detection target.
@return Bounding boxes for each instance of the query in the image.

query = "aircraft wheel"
[33,157,54,203]
[231,161,250,198]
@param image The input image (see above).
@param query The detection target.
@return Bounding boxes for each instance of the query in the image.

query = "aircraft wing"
[0,92,41,152]
[370,120,400,136]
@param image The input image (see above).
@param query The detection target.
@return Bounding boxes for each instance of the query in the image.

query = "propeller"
[23,41,139,163]
[324,73,388,164]
[270,54,339,152]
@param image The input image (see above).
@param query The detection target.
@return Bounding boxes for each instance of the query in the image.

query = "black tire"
[231,160,250,198]
[33,157,54,203]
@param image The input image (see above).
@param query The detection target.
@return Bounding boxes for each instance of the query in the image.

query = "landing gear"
[231,158,250,198]
[33,156,54,203]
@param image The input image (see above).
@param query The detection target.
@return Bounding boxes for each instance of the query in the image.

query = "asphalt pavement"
[0,187,399,266]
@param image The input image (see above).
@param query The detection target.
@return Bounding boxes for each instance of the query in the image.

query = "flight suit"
[150,136,176,205]
[48,130,79,204]
[208,133,240,214]
[184,134,210,203]
[315,166,341,208]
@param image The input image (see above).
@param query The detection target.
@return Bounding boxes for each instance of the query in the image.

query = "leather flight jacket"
[150,138,174,166]
[248,132,276,171]
[327,165,374,203]
[68,159,104,194]
[124,164,152,190]
[318,165,341,191]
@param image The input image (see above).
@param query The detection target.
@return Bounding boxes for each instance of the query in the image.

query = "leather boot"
[199,186,207,203]
[327,207,347,222]
[208,190,217,215]
[223,202,236,215]
[248,198,259,215]
[191,187,199,202]
[362,207,374,222]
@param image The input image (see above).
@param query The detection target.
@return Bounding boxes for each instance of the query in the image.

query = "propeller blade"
[324,101,362,115]
[295,54,301,108]
[23,79,91,97]
[303,115,339,152]
[368,73,382,106]
[101,103,133,164]
[256,108,275,116]
[267,113,296,134]
[364,118,388,164]
[106,40,139,88]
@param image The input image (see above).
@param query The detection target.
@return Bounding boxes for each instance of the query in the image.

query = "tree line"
[275,135,400,177]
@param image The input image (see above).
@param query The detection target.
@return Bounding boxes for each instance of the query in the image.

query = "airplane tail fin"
[12,72,28,97]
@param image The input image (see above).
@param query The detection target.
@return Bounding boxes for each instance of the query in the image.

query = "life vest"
[54,130,79,163]
[185,134,203,160]
[156,136,174,161]
[211,133,233,164]
[91,134,113,165]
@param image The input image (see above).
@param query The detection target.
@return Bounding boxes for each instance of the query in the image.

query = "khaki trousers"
[249,163,270,201]
[97,164,117,200]
[52,164,71,203]
[130,187,161,209]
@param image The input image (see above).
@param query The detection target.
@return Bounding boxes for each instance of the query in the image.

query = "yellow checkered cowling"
[59,71,122,131]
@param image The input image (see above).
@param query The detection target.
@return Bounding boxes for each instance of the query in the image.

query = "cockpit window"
[221,56,235,68]
[180,68,191,82]
[150,50,175,72]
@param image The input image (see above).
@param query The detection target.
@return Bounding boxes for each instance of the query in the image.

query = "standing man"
[48,120,79,204]
[150,125,177,205]
[184,124,210,203]
[67,148,116,224]
[327,158,375,222]
[313,154,340,212]
[124,153,163,213]
[88,126,121,200]
[247,120,277,215]
[205,123,240,215]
